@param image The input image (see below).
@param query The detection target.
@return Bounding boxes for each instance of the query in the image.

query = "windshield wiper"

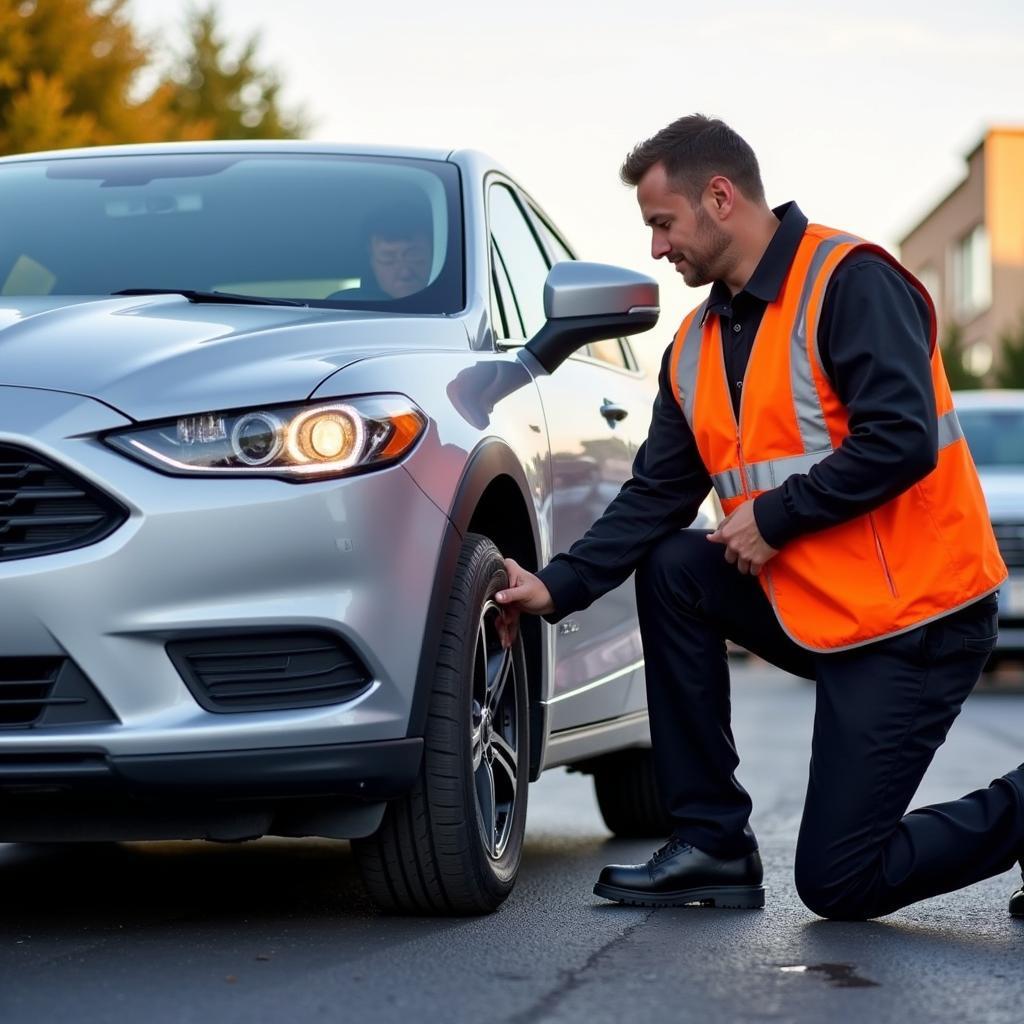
[112,288,306,308]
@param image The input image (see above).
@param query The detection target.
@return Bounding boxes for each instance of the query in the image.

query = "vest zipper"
[868,512,898,598]
[736,439,750,495]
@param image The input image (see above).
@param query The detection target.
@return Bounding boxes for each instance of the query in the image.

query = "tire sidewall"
[432,536,529,893]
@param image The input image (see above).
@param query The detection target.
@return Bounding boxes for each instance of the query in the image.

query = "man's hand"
[494,559,555,649]
[706,501,779,575]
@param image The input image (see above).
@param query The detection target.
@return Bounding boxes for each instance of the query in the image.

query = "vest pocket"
[869,513,898,598]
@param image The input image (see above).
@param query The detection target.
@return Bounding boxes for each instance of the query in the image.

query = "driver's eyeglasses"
[371,240,431,267]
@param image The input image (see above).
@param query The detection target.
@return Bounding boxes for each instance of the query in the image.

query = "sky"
[134,0,1024,360]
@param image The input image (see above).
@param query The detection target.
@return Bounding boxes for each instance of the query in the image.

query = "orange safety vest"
[669,223,1007,652]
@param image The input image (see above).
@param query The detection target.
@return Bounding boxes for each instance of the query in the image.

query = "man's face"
[636,162,731,288]
[369,233,432,299]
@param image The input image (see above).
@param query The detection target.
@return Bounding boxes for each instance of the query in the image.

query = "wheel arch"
[407,439,548,780]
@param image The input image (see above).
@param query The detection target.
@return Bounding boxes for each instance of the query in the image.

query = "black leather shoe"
[1010,884,1024,918]
[594,837,765,909]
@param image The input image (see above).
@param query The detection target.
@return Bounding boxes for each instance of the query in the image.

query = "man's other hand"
[494,559,555,648]
[706,501,779,575]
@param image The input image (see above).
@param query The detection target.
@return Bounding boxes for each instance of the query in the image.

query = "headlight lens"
[105,394,426,480]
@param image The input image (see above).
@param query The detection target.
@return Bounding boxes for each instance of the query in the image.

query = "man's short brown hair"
[620,114,765,203]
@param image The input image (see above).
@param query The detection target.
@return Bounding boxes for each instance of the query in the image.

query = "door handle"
[600,399,629,426]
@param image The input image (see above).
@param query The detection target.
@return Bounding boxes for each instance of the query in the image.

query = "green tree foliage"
[939,321,984,391]
[0,1,307,157]
[993,313,1024,390]
[164,6,309,140]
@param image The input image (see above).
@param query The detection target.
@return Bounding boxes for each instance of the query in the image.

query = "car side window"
[587,338,630,370]
[619,337,638,371]
[527,204,576,264]
[491,241,524,340]
[488,184,550,338]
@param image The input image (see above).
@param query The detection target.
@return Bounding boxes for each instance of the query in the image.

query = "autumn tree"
[0,1,308,157]
[163,6,310,140]
[0,0,207,155]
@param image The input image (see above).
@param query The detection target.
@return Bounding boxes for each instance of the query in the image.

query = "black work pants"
[635,528,1024,920]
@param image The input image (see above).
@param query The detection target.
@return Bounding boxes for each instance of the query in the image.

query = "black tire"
[353,533,529,915]
[592,748,675,838]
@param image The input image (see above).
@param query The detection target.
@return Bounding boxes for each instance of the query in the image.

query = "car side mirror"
[522,262,659,374]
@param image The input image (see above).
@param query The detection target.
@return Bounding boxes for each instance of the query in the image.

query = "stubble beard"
[677,205,732,288]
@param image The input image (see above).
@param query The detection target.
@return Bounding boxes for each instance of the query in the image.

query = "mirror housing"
[523,262,659,374]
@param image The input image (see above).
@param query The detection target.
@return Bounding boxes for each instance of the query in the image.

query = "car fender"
[311,352,554,764]
[405,438,551,763]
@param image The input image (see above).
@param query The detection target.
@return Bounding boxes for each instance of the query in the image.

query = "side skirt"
[541,710,650,771]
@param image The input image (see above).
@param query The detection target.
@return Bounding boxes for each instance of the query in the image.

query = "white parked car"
[954,389,1024,661]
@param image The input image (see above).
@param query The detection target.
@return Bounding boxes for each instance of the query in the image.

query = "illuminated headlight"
[104,395,427,480]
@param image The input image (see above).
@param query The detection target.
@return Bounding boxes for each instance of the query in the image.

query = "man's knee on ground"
[794,854,876,921]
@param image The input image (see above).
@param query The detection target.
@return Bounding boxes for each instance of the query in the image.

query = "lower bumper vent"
[167,632,372,713]
[0,657,119,729]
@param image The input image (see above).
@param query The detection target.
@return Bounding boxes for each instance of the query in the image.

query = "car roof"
[952,389,1024,410]
[0,139,460,166]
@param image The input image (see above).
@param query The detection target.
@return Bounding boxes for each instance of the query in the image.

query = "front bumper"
[0,737,423,798]
[0,386,450,773]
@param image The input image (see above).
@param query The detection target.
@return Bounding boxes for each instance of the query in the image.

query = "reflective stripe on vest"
[674,303,704,424]
[790,232,860,452]
[675,238,863,462]
[708,409,966,500]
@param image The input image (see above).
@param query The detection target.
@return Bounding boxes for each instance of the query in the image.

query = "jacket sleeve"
[752,253,937,549]
[536,343,713,621]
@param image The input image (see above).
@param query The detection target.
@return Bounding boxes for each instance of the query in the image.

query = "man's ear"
[705,176,735,219]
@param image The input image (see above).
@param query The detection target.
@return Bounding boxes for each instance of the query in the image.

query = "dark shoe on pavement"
[594,837,765,909]
[1010,883,1024,918]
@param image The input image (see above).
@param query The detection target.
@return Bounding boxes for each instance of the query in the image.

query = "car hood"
[978,469,1024,519]
[0,295,468,421]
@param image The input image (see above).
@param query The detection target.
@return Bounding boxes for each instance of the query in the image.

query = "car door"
[487,181,652,731]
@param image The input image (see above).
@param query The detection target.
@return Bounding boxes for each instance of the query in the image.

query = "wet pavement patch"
[778,963,880,988]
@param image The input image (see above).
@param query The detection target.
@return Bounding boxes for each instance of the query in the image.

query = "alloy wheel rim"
[469,599,520,860]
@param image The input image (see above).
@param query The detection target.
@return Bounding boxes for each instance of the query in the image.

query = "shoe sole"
[593,882,765,909]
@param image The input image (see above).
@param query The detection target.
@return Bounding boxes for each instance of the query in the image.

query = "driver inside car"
[331,201,434,301]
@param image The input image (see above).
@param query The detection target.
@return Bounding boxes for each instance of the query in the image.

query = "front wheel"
[353,534,529,915]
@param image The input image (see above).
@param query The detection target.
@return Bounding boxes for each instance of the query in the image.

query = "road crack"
[503,908,656,1024]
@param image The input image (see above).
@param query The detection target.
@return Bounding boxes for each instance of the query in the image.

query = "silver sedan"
[0,141,713,914]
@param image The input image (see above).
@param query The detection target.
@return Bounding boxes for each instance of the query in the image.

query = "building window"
[916,263,940,310]
[965,341,994,377]
[952,224,991,321]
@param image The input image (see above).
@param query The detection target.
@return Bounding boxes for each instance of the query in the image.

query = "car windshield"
[958,407,1024,468]
[0,152,463,313]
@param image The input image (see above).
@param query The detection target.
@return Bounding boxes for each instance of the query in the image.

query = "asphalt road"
[1,660,1022,1024]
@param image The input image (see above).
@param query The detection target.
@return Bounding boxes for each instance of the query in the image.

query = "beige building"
[898,126,1024,378]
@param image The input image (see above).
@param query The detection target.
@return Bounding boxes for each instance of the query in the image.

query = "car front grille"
[0,444,127,561]
[167,632,373,713]
[992,521,1024,569]
[0,657,119,729]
